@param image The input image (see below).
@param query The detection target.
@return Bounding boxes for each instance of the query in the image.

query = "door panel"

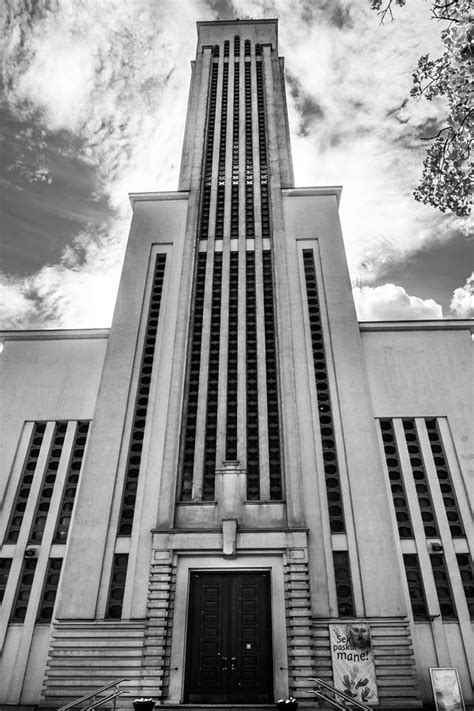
[185,572,273,703]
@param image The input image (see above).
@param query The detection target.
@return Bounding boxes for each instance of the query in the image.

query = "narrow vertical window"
[29,422,67,544]
[378,419,413,538]
[262,251,282,498]
[244,54,254,239]
[246,251,259,499]
[403,419,439,538]
[181,253,207,500]
[225,251,239,460]
[425,418,464,537]
[0,559,13,603]
[303,250,345,533]
[456,554,474,619]
[199,58,219,240]
[256,49,270,239]
[106,553,129,619]
[54,421,90,542]
[5,422,46,544]
[118,254,167,535]
[215,61,228,240]
[403,554,429,620]
[430,553,457,619]
[10,558,37,622]
[231,57,240,240]
[202,253,223,500]
[333,551,354,617]
[37,558,62,622]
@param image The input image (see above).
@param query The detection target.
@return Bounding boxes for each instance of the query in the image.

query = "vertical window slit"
[37,558,62,622]
[262,251,282,498]
[333,551,354,617]
[29,421,67,544]
[5,422,46,544]
[180,253,207,500]
[256,51,270,239]
[106,553,128,619]
[10,558,37,622]
[226,252,239,460]
[231,59,239,239]
[199,59,219,240]
[244,57,254,239]
[215,61,228,240]
[425,418,464,537]
[118,254,167,535]
[378,419,413,538]
[302,249,345,533]
[246,251,259,499]
[54,421,90,543]
[0,559,13,603]
[202,253,223,500]
[402,419,439,538]
[403,554,429,620]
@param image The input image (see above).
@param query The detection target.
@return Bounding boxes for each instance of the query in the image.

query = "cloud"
[449,273,474,318]
[0,0,214,327]
[353,283,443,321]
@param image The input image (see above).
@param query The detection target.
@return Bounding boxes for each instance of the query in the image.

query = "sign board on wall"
[430,668,465,711]
[329,623,378,706]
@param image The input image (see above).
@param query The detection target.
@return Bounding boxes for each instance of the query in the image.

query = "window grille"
[37,558,62,622]
[403,554,429,620]
[226,252,239,460]
[180,253,207,500]
[202,253,223,500]
[10,558,37,622]
[231,59,240,239]
[246,251,260,499]
[256,51,270,239]
[29,422,67,544]
[262,251,282,498]
[199,59,219,240]
[215,61,228,240]
[54,421,90,542]
[106,553,128,619]
[430,553,457,619]
[244,60,254,238]
[302,250,345,533]
[234,35,240,57]
[456,553,474,619]
[224,39,229,57]
[118,254,167,535]
[5,422,46,544]
[0,559,12,603]
[402,419,439,538]
[333,551,354,616]
[425,418,464,537]
[379,419,413,538]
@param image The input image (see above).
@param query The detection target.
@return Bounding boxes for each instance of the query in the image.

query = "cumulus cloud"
[449,274,474,318]
[353,283,443,321]
[0,0,214,327]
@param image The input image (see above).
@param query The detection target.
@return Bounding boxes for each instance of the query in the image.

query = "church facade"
[0,19,472,710]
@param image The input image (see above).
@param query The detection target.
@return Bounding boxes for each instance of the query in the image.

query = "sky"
[0,0,472,329]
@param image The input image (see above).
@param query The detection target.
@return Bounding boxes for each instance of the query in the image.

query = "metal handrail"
[307,677,370,710]
[86,689,129,711]
[58,678,130,711]
[309,688,349,710]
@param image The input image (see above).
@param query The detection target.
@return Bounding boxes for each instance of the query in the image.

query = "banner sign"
[329,622,378,705]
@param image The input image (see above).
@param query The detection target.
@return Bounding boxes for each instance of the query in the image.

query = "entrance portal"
[184,572,273,703]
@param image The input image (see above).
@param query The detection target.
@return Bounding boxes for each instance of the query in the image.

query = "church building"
[0,19,472,710]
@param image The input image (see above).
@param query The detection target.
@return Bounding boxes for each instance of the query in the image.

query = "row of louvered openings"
[180,248,282,501]
[200,38,270,241]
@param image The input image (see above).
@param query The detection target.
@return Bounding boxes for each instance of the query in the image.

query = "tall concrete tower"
[3,17,472,710]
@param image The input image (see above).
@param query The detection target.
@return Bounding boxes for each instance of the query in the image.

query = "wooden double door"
[184,572,273,704]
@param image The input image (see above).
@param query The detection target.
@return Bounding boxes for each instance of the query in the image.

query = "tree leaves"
[372,0,473,215]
